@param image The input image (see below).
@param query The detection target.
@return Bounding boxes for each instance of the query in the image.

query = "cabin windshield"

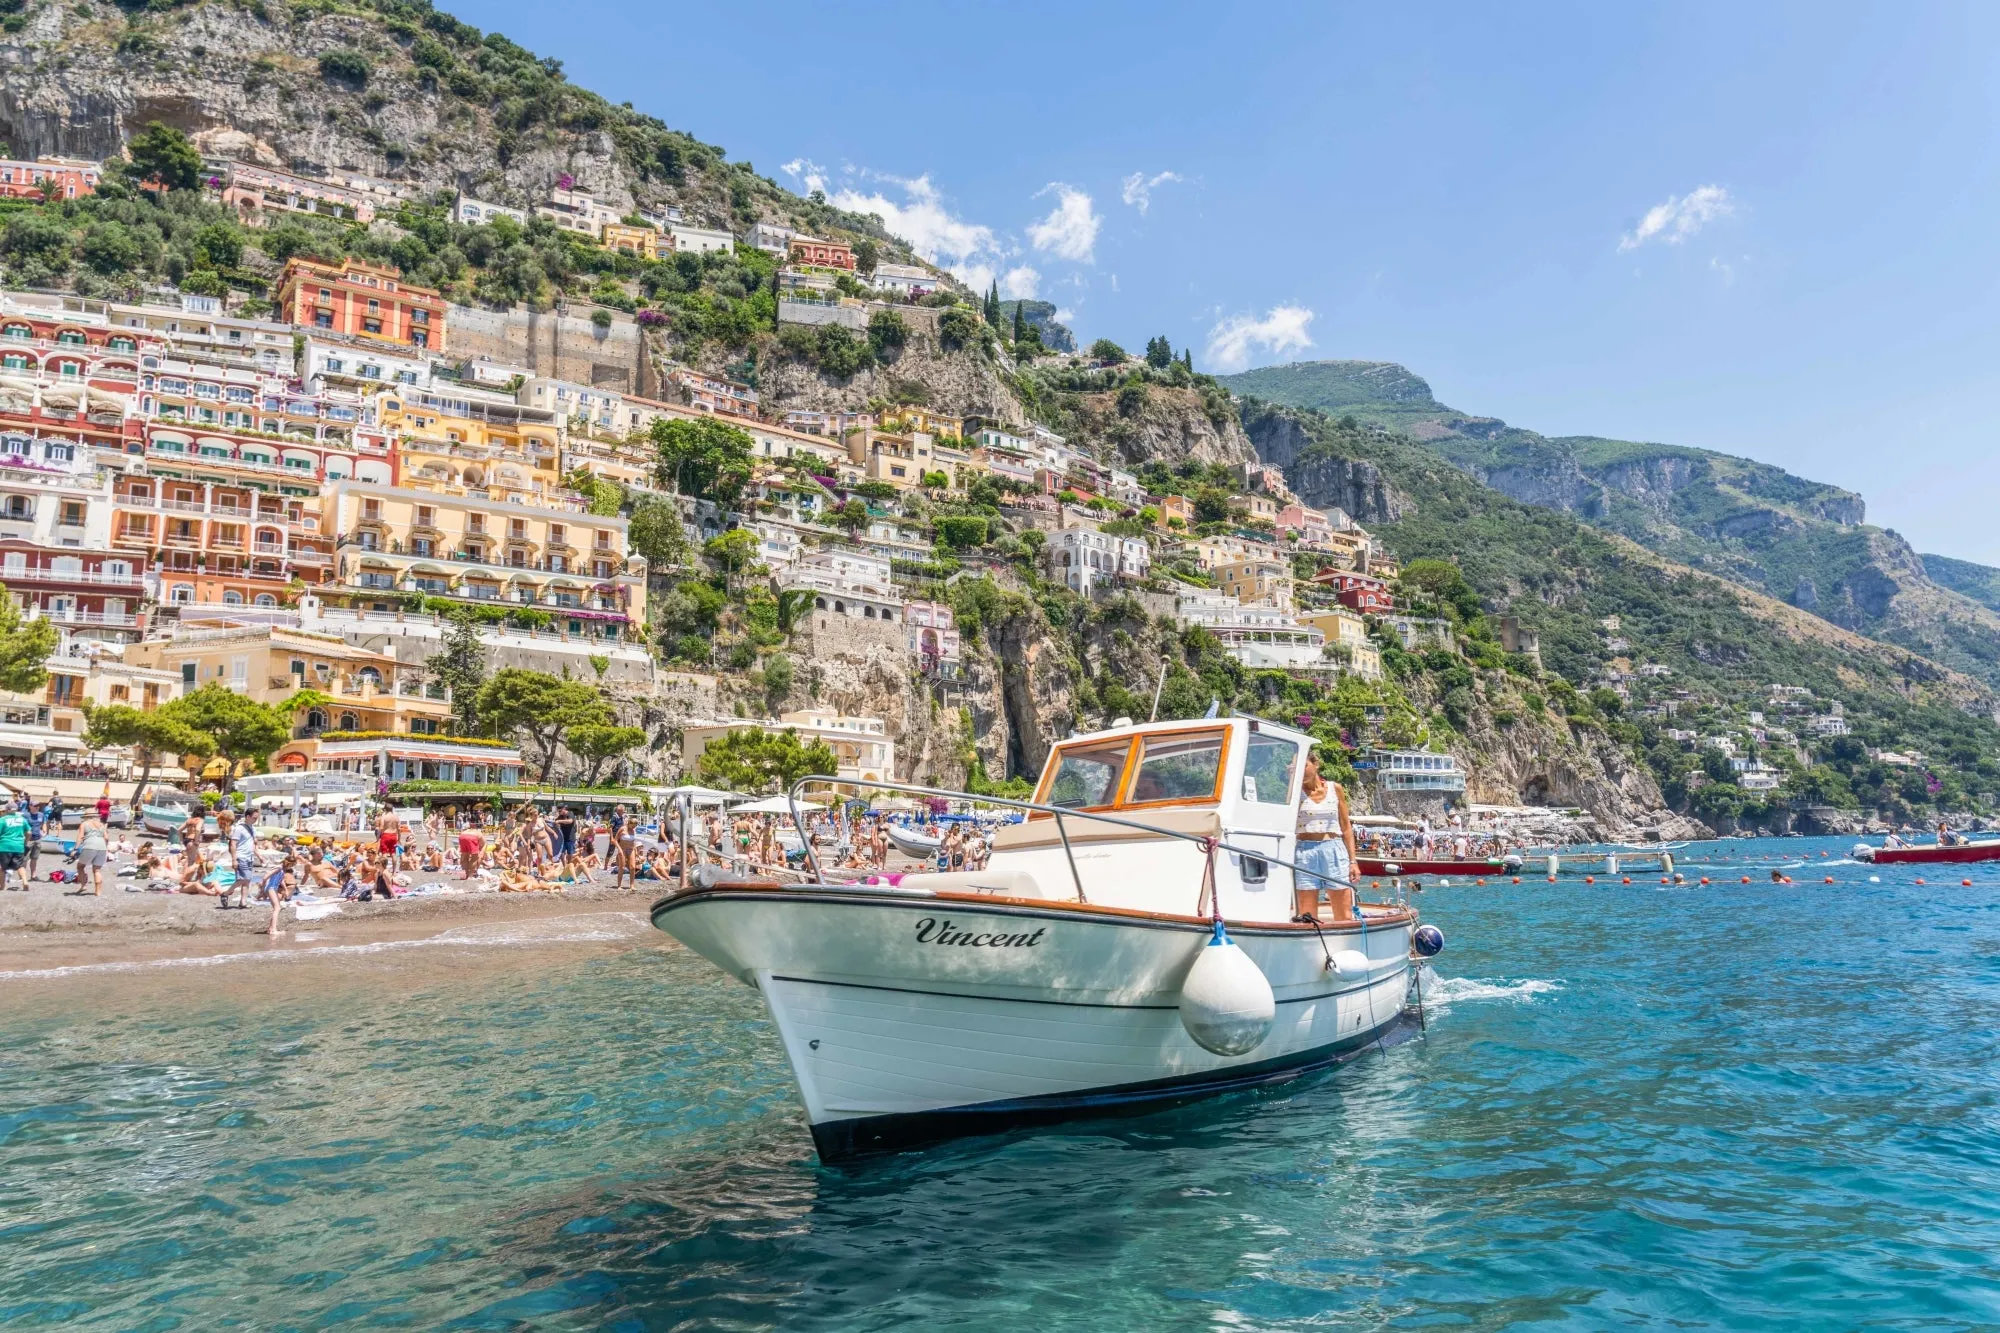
[1127,732,1224,805]
[1036,727,1231,811]
[1242,733,1299,805]
[1044,739,1132,809]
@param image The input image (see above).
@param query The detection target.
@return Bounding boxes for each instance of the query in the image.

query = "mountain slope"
[1243,399,2000,821]
[1221,360,2000,688]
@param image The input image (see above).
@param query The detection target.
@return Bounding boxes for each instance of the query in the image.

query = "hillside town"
[0,139,1959,839]
[0,149,1455,805]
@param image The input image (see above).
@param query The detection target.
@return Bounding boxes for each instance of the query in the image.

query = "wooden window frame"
[1029,723,1232,816]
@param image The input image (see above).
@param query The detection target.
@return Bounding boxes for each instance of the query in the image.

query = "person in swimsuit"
[376,807,402,870]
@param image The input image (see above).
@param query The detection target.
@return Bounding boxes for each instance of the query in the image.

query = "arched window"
[221,590,243,604]
[834,600,846,614]
[864,606,875,618]
[306,709,327,731]
[170,584,193,604]
[339,712,358,730]
[254,593,277,607]
[815,596,827,610]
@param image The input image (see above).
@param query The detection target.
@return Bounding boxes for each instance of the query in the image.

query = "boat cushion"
[990,806,1222,853]
[892,869,1058,899]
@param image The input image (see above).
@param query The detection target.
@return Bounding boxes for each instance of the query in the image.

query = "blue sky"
[455,1,2000,562]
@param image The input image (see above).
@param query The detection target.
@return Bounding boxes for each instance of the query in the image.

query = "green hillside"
[1922,553,2000,614]
[1240,400,2000,823]
[1222,360,2000,688]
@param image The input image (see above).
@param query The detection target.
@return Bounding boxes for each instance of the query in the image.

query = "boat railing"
[767,774,1356,906]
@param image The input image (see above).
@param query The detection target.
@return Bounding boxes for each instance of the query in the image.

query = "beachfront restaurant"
[272,733,524,784]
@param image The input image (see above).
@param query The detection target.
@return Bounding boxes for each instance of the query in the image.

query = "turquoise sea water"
[6,835,2000,1330]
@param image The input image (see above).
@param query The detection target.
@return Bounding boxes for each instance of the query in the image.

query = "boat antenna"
[1149,658,1169,722]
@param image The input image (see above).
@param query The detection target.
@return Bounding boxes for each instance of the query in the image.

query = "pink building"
[0,157,99,201]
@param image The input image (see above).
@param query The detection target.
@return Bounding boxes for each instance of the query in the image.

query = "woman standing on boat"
[1297,756,1359,922]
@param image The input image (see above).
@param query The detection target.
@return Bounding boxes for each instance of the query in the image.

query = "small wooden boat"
[1853,839,2000,865]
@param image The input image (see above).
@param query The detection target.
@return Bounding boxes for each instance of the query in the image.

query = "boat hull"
[652,884,1415,1160]
[1857,841,2000,865]
[1357,857,1508,878]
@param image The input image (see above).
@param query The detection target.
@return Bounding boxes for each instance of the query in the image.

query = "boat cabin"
[985,715,1317,924]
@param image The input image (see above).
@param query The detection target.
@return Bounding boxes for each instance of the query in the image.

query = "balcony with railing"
[0,565,143,587]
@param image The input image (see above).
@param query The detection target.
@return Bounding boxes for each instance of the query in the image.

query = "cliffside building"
[276,258,446,351]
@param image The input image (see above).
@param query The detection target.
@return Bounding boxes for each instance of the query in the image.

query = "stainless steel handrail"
[783,774,1356,902]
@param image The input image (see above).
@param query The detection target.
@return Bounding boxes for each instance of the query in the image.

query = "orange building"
[788,236,855,271]
[274,257,447,351]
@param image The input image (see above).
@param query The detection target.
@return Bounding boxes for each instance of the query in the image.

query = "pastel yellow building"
[377,390,564,503]
[602,222,665,260]
[322,481,646,642]
[1216,556,1295,612]
[1299,607,1383,679]
[876,407,963,439]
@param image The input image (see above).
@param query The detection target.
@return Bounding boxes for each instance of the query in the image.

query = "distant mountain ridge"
[1221,359,2000,688]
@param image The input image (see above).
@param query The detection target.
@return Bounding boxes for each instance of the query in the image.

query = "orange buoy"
[1512,876,1521,884]
[1547,875,1557,883]
[1823,876,1834,884]
[1699,877,1710,885]
[1622,876,1632,884]
[1740,876,1750,883]
[1476,878,1486,886]
[1964,878,1974,886]
[1916,878,1926,885]
[1659,877,1669,884]
[1585,876,1595,884]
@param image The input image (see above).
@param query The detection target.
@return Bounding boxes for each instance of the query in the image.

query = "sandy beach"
[0,848,675,976]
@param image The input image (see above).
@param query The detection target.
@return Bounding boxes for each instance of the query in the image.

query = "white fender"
[1330,948,1372,980]
[1179,935,1275,1056]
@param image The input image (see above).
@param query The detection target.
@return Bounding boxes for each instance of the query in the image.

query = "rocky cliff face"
[1071,385,1255,469]
[1240,405,1404,523]
[1227,359,2000,690]
[2,0,818,232]
[739,329,1030,429]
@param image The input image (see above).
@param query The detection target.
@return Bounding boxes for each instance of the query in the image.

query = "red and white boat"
[651,716,1438,1161]
[1356,855,1521,878]
[1852,839,2000,865]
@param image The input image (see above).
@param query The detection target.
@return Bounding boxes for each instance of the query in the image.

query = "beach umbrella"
[730,795,828,815]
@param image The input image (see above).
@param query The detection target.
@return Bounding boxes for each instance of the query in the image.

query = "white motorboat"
[652,716,1439,1161]
[883,822,942,859]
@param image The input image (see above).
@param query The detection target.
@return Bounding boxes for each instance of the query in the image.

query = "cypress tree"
[1012,303,1025,343]
[1183,348,1193,370]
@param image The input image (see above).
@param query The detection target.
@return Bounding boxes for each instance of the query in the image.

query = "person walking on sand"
[376,805,402,871]
[68,811,108,897]
[609,804,635,890]
[0,798,28,892]
[217,809,257,911]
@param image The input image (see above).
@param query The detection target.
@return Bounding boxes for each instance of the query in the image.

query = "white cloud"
[1027,184,1101,263]
[1619,184,1735,252]
[1000,266,1040,300]
[1204,305,1316,373]
[955,263,998,297]
[1054,307,1076,325]
[1120,170,1181,214]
